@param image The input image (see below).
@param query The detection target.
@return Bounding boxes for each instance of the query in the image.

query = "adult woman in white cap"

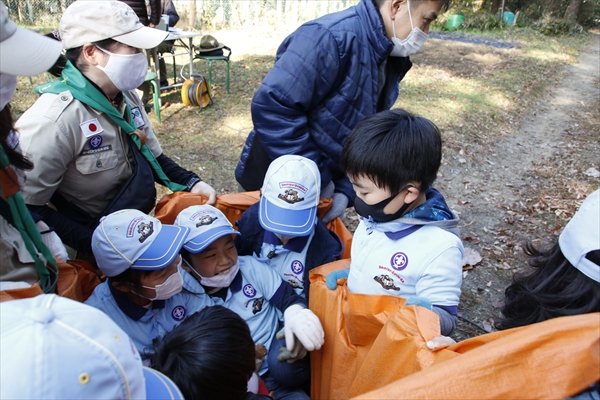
[15,0,217,260]
[0,0,67,297]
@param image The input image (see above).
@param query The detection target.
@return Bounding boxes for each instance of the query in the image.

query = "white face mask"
[139,258,184,301]
[95,46,148,92]
[0,73,17,111]
[390,0,429,57]
[274,232,297,243]
[187,259,240,288]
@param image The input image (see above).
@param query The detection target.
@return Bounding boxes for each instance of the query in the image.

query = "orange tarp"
[154,191,352,259]
[309,260,600,399]
[1,259,101,303]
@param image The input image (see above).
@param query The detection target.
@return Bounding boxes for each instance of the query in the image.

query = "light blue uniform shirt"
[208,256,306,375]
[256,231,314,297]
[85,268,214,357]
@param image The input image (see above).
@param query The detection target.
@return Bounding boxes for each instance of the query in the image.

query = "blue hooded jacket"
[235,0,412,204]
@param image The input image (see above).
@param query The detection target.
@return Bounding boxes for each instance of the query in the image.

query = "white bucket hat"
[0,1,63,76]
[59,0,168,50]
[0,294,184,399]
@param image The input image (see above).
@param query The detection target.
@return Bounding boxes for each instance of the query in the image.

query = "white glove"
[36,221,69,262]
[283,304,324,352]
[426,335,456,350]
[190,180,217,205]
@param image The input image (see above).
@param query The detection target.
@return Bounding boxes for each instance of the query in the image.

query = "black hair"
[149,305,256,400]
[496,242,600,330]
[44,32,66,78]
[340,108,441,194]
[65,38,122,73]
[0,105,33,171]
[108,267,151,295]
[373,0,451,13]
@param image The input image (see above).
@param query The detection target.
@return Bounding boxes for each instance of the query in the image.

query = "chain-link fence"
[6,0,359,30]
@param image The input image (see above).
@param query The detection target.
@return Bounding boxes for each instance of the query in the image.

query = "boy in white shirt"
[328,108,463,335]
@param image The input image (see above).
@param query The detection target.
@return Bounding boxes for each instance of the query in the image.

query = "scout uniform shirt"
[347,221,463,313]
[15,89,162,218]
[85,268,213,356]
[206,255,307,376]
[256,231,314,297]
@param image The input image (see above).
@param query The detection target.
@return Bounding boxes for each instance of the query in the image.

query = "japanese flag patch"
[80,118,104,137]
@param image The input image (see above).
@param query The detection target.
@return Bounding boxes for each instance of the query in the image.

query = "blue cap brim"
[142,367,184,400]
[132,225,189,270]
[259,198,316,236]
[183,225,240,253]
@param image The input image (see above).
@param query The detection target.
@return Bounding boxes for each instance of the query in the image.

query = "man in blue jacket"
[236,0,449,223]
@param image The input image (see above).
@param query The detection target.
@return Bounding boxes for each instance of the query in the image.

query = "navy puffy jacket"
[235,0,412,204]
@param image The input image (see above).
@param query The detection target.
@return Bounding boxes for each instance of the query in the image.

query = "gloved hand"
[322,192,349,224]
[405,296,433,310]
[36,221,69,261]
[326,267,349,290]
[276,328,308,364]
[190,180,217,205]
[426,335,456,350]
[283,304,324,352]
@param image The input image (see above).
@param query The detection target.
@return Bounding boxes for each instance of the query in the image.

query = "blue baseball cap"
[92,209,190,277]
[175,205,240,253]
[0,295,184,399]
[259,155,321,236]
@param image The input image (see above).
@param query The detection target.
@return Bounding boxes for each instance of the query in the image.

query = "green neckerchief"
[0,146,55,292]
[36,61,187,192]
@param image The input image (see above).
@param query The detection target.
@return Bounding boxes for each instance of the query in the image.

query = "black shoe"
[145,105,152,114]
[160,81,169,89]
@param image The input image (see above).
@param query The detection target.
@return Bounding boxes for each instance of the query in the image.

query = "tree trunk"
[188,0,197,28]
[491,0,501,12]
[564,0,581,22]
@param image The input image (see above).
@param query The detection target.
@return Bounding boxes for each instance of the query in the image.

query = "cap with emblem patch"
[0,294,184,399]
[175,205,240,253]
[93,209,189,277]
[259,155,321,236]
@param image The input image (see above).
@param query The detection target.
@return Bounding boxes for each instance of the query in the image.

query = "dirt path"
[447,33,600,339]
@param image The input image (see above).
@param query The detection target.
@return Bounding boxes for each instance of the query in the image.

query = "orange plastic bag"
[154,191,353,259]
[1,259,101,303]
[309,259,460,399]
[355,312,600,399]
[309,260,600,399]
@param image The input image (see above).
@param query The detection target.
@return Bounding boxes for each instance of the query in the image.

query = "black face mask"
[353,185,414,223]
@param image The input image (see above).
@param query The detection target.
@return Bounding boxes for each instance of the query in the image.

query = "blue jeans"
[261,372,310,400]
[262,325,311,400]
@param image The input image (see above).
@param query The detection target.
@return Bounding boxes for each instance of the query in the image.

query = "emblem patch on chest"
[243,283,256,298]
[374,274,400,291]
[391,252,409,271]
[171,305,186,321]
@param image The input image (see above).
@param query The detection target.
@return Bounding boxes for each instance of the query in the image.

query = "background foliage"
[5,0,598,35]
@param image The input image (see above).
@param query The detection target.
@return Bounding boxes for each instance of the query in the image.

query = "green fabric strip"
[36,61,187,192]
[0,149,54,292]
